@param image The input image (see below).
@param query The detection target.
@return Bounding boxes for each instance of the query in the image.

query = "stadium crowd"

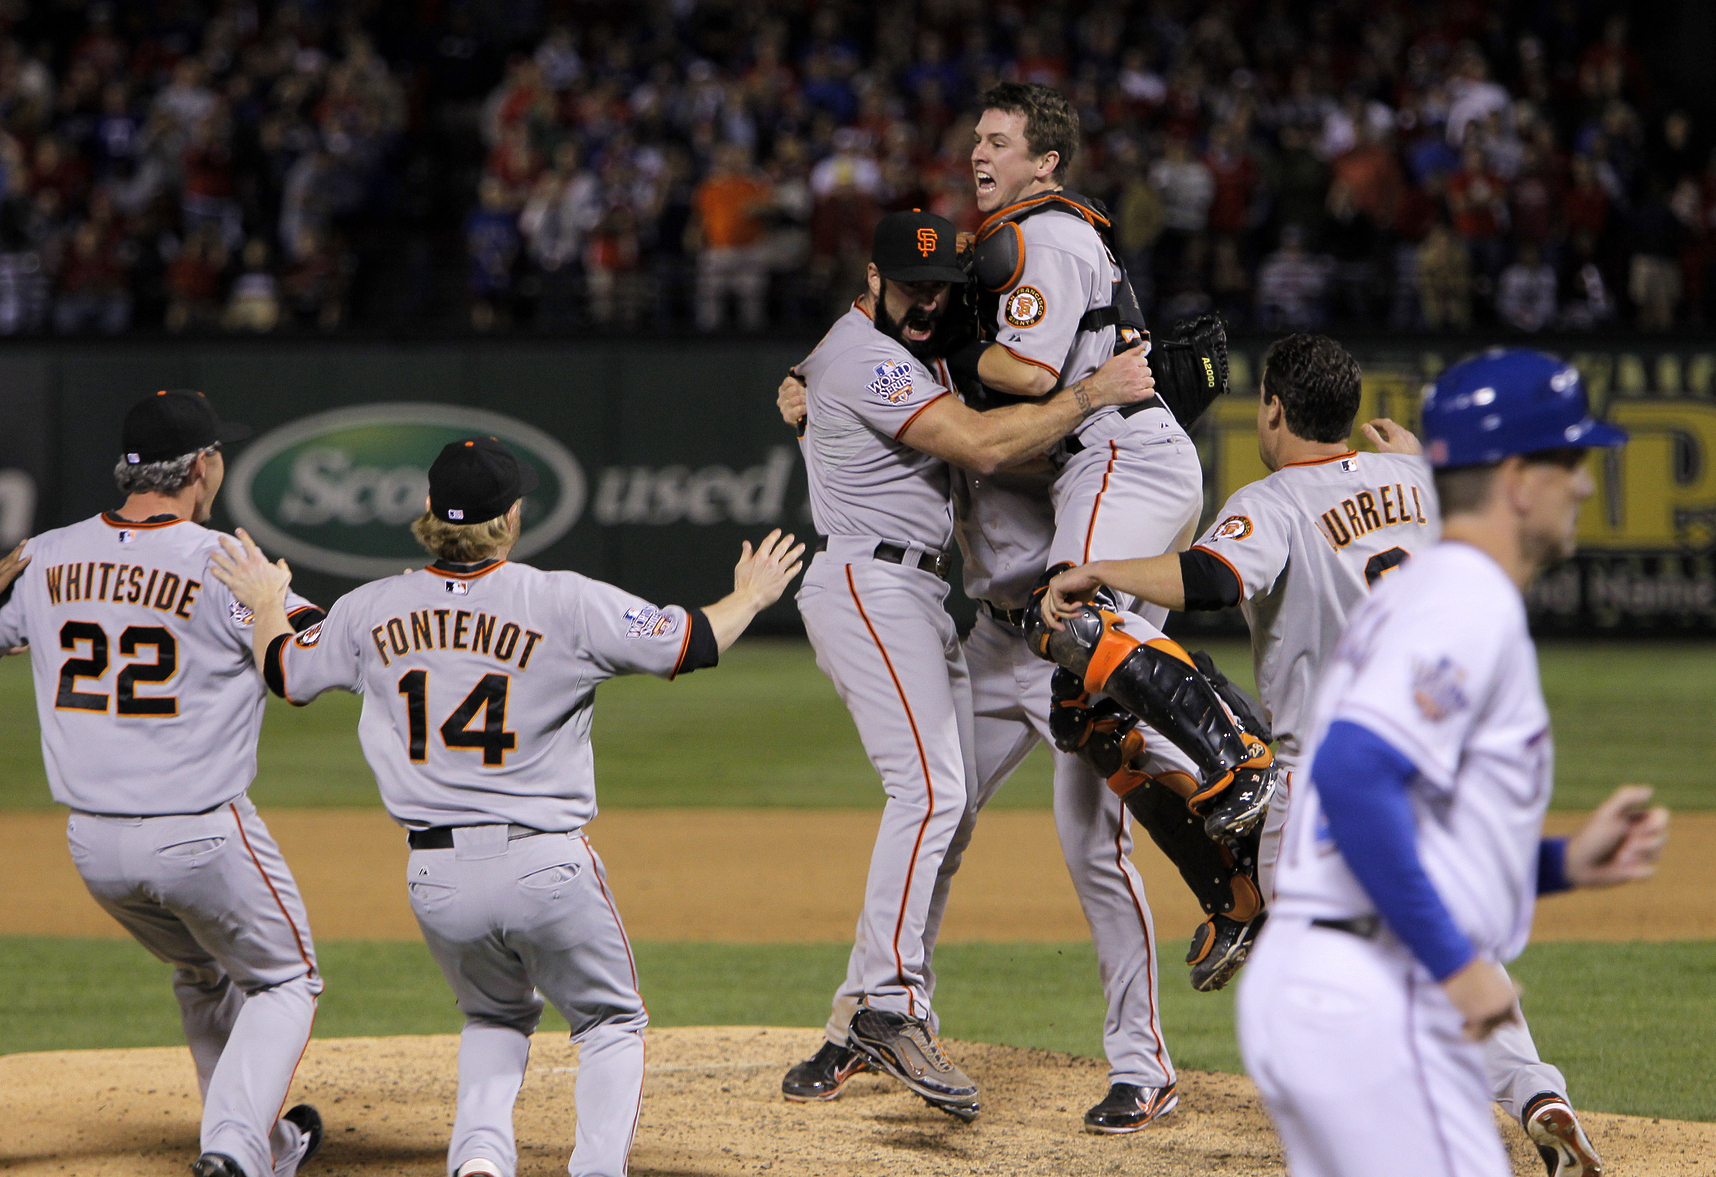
[0,1,1708,336]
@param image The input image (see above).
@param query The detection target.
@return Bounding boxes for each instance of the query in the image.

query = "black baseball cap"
[872,210,967,284]
[121,389,251,465]
[428,436,539,525]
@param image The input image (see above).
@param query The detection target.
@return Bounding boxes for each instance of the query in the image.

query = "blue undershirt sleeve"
[1311,719,1477,982]
[1537,837,1571,895]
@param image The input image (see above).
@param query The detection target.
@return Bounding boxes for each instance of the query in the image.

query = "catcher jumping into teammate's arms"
[212,436,803,1177]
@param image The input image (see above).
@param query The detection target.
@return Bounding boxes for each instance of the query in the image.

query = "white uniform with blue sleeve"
[793,299,977,1042]
[269,556,716,1177]
[1236,541,1555,1177]
[0,512,324,1177]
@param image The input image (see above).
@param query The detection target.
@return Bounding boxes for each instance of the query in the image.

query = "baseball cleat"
[1523,1092,1603,1177]
[1200,760,1283,840]
[848,1008,979,1113]
[1187,911,1266,992]
[454,1161,504,1177]
[923,1093,981,1122]
[1083,1082,1179,1133]
[190,1154,245,1177]
[781,1039,873,1101]
[282,1104,323,1171]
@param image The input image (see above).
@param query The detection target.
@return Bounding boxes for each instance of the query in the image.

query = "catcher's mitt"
[1149,314,1230,427]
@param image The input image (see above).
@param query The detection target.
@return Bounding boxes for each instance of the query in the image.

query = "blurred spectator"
[1448,143,1509,278]
[1150,133,1213,275]
[1418,222,1474,331]
[1560,230,1616,328]
[519,141,600,327]
[280,228,349,332]
[466,177,520,331]
[224,238,279,333]
[54,218,132,334]
[691,143,771,332]
[1497,243,1557,332]
[1255,225,1330,330]
[164,222,228,332]
[1628,180,1685,331]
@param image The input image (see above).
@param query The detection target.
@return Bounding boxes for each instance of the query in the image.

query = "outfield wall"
[3,336,1714,635]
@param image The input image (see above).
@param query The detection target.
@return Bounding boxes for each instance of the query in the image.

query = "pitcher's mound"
[3,1027,1709,1176]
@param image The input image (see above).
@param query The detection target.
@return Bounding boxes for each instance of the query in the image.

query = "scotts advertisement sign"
[227,404,586,580]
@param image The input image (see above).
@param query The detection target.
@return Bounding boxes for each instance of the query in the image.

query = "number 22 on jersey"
[397,670,518,766]
[56,620,179,715]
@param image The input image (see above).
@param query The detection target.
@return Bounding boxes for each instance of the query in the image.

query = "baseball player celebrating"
[782,209,1156,1120]
[960,83,1279,862]
[0,391,325,1177]
[211,436,803,1177]
[1044,334,1605,1171]
[1235,350,1668,1177]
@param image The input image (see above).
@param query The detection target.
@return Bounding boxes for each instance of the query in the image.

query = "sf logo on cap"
[916,227,938,256]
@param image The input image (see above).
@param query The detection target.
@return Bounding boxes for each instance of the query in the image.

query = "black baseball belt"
[978,599,1031,630]
[811,536,952,581]
[1310,914,1384,940]
[1062,391,1165,455]
[408,824,552,850]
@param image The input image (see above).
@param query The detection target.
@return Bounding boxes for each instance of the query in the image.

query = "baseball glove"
[1148,314,1230,427]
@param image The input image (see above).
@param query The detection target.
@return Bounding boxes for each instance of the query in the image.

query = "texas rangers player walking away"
[211,437,804,1177]
[0,391,326,1177]
[781,210,1155,1122]
[1236,349,1668,1177]
[1045,334,1605,1168]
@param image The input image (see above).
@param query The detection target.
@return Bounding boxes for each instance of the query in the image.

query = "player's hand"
[0,538,29,593]
[778,370,807,429]
[1042,563,1107,630]
[1361,418,1421,455]
[1084,348,1155,409]
[733,529,806,610]
[209,528,293,609]
[1440,957,1521,1041]
[1565,785,1669,888]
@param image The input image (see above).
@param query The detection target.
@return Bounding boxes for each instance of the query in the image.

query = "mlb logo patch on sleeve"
[624,605,676,639]
[867,359,914,404]
[230,600,256,627]
[1411,656,1469,722]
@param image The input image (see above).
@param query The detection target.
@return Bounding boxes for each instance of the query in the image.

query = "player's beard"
[874,296,949,362]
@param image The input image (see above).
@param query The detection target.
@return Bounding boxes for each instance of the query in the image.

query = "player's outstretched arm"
[902,347,1155,475]
[209,529,296,668]
[1361,417,1421,455]
[1563,785,1669,888]
[701,529,806,653]
[1043,555,1185,628]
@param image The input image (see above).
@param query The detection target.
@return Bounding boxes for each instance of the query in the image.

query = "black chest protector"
[965,190,1229,426]
[969,190,1149,354]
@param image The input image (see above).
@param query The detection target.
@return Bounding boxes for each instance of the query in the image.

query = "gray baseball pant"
[916,611,1186,1088]
[67,796,321,1177]
[798,542,975,1037]
[407,827,647,1177]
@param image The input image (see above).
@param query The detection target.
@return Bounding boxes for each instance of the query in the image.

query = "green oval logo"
[227,404,585,579]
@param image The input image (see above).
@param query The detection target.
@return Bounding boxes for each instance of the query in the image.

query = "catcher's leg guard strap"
[1117,778,1247,917]
[1091,630,1271,803]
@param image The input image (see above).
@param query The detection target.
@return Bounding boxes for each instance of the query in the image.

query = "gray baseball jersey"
[0,509,324,1177]
[1189,450,1439,761]
[987,205,1120,445]
[0,512,320,814]
[952,465,1057,608]
[268,559,704,831]
[798,301,955,551]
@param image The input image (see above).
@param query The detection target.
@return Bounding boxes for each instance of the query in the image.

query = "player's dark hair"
[1260,334,1363,444]
[1434,448,1588,517]
[411,509,519,563]
[980,82,1079,181]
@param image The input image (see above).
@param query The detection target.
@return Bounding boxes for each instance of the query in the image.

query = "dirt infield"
[3,1027,1711,1177]
[2,808,1712,944]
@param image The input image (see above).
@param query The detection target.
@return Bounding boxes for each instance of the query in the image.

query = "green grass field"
[5,936,1712,1121]
[3,637,1713,1122]
[2,637,1713,811]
